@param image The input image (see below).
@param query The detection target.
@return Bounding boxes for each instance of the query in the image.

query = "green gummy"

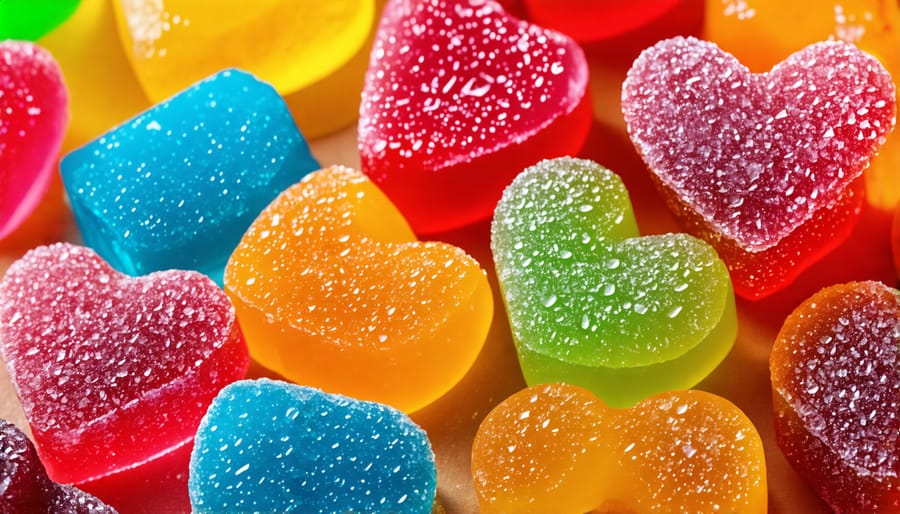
[491,157,736,408]
[0,0,80,40]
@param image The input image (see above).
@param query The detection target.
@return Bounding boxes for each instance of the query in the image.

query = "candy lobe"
[0,41,68,241]
[0,0,81,40]
[771,281,900,513]
[359,0,591,233]
[189,379,437,514]
[225,166,492,413]
[61,69,319,285]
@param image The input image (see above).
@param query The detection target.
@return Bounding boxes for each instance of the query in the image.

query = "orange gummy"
[472,383,767,514]
[224,166,493,413]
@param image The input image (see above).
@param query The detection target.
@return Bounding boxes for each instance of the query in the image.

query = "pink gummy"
[622,37,895,298]
[359,0,591,234]
[0,243,249,496]
[0,41,68,240]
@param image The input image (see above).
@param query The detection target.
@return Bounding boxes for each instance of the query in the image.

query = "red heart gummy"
[0,419,115,514]
[0,41,68,241]
[771,281,900,512]
[623,37,896,299]
[359,0,591,234]
[0,243,249,502]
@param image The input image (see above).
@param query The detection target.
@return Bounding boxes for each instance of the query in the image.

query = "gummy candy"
[771,281,900,513]
[39,0,150,151]
[359,0,592,234]
[705,0,900,210]
[0,41,68,241]
[0,243,249,508]
[225,166,493,413]
[491,158,735,407]
[0,0,80,40]
[471,383,767,513]
[61,69,319,285]
[0,419,116,514]
[189,379,437,514]
[622,37,896,299]
[111,0,374,105]
[894,207,900,279]
[522,0,682,42]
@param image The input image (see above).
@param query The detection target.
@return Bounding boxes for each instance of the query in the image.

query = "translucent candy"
[61,69,319,285]
[623,36,896,299]
[771,281,900,512]
[471,383,767,513]
[0,0,80,40]
[0,243,249,510]
[0,419,115,514]
[522,0,682,42]
[491,157,735,407]
[359,0,592,234]
[111,0,374,105]
[0,41,68,241]
[225,166,493,413]
[189,379,437,514]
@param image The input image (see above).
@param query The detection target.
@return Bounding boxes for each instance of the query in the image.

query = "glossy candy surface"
[491,158,735,407]
[189,379,436,514]
[0,0,80,40]
[61,69,319,285]
[225,166,493,413]
[471,383,767,513]
[359,0,592,234]
[623,36,896,299]
[0,419,115,514]
[112,0,374,105]
[522,0,682,42]
[771,281,900,513]
[0,243,249,504]
[0,41,68,241]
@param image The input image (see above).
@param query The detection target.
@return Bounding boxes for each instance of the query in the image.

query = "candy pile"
[0,1,898,513]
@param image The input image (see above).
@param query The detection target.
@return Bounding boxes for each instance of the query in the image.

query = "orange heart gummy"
[472,383,767,513]
[224,166,493,412]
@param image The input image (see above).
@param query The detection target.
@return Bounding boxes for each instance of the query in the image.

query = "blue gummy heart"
[61,69,319,285]
[189,379,437,514]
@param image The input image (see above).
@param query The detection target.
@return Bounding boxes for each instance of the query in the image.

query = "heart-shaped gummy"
[472,383,767,513]
[0,243,249,490]
[112,0,374,103]
[622,37,896,299]
[189,379,437,513]
[491,157,735,407]
[359,0,591,234]
[0,419,115,514]
[0,0,80,40]
[522,0,681,42]
[224,166,493,413]
[0,41,68,240]
[771,281,900,513]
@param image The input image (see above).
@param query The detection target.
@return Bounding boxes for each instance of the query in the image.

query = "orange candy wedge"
[224,166,493,412]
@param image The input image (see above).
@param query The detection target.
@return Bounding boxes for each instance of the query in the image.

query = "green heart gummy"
[0,0,80,40]
[491,157,736,407]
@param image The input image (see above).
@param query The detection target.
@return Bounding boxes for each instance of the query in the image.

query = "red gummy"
[359,0,591,234]
[771,281,900,513]
[0,419,115,514]
[0,41,68,241]
[522,0,682,42]
[622,37,896,300]
[0,243,249,511]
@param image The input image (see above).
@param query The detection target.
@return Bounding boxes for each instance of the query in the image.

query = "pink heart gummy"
[0,41,68,240]
[359,0,591,234]
[622,37,896,299]
[0,243,249,502]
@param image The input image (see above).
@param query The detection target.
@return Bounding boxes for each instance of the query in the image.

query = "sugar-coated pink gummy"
[0,243,249,486]
[0,41,68,240]
[622,36,896,251]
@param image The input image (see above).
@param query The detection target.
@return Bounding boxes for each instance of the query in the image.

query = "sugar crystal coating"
[771,281,900,512]
[189,379,437,514]
[61,69,319,284]
[492,157,735,407]
[359,0,591,233]
[0,243,249,486]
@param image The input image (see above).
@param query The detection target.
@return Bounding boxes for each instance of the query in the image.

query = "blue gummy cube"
[60,69,319,285]
[189,379,437,514]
